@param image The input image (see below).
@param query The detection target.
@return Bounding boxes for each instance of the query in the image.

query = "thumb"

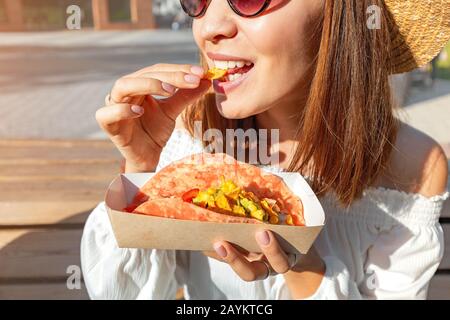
[159,79,211,120]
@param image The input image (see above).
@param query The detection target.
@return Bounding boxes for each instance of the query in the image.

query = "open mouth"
[212,60,255,83]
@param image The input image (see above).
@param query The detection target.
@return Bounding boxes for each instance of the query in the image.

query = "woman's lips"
[212,65,255,95]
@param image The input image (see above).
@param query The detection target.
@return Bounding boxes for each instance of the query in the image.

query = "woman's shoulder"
[377,122,448,198]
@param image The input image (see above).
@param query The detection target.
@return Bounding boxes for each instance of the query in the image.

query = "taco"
[124,153,305,226]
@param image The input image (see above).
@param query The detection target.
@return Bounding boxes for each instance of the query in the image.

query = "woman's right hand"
[96,64,211,173]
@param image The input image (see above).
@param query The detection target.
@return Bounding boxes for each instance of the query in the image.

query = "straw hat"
[384,0,450,74]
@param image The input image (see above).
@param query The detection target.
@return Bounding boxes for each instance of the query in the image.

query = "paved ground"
[0,30,449,148]
[0,30,198,139]
[402,80,450,147]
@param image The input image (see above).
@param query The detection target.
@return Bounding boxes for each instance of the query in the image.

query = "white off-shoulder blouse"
[80,129,448,300]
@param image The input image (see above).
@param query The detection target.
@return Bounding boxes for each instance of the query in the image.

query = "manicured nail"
[131,105,144,114]
[190,66,204,76]
[184,74,200,84]
[256,231,270,246]
[162,82,176,93]
[213,243,227,258]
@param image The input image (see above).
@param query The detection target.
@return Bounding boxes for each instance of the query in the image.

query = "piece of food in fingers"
[124,153,305,226]
[205,68,228,81]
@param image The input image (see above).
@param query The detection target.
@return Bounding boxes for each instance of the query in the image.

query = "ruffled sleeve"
[305,190,448,300]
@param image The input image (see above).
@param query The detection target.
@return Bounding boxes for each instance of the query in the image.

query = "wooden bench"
[0,140,448,299]
[0,139,122,299]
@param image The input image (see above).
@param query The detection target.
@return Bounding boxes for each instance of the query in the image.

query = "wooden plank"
[0,229,83,279]
[442,198,450,218]
[0,283,89,300]
[0,201,96,225]
[0,139,122,162]
[0,159,119,165]
[443,166,450,218]
[0,161,120,177]
[428,275,450,300]
[0,178,114,201]
[0,139,116,147]
[439,224,450,270]
[0,139,122,202]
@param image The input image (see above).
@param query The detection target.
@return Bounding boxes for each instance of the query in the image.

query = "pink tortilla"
[128,153,305,226]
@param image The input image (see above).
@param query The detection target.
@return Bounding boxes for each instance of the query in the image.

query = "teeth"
[214,60,229,69]
[228,61,237,69]
[228,73,244,82]
[213,60,253,70]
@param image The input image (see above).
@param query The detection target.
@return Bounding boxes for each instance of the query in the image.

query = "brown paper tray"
[105,172,325,254]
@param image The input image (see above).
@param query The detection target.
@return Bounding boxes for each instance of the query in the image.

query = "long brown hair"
[183,0,399,207]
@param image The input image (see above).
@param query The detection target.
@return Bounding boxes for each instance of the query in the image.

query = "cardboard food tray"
[105,172,325,255]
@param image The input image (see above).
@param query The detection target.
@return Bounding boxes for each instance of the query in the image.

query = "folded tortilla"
[125,153,305,226]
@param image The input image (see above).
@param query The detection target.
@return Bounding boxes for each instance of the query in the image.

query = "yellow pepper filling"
[191,177,284,224]
[205,68,228,81]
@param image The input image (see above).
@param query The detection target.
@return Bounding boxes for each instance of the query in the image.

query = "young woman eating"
[81,0,450,299]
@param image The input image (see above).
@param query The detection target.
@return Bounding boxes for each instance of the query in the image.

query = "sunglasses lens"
[231,0,267,16]
[180,0,207,17]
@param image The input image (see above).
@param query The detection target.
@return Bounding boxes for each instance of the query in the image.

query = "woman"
[81,0,450,299]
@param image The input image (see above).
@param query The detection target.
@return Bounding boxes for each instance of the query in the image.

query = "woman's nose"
[199,1,238,43]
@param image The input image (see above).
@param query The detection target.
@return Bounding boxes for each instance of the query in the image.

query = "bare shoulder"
[378,122,448,197]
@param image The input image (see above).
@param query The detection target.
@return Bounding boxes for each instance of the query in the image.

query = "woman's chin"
[215,99,255,120]
[216,105,250,120]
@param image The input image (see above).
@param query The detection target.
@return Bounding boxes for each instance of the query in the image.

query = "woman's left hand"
[204,230,322,282]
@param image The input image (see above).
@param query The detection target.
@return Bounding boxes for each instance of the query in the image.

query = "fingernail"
[190,66,204,76]
[131,105,144,114]
[184,74,200,84]
[213,243,227,258]
[256,231,270,246]
[162,82,176,93]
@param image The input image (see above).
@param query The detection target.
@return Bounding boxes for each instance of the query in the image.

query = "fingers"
[210,232,296,282]
[255,230,291,274]
[95,103,144,134]
[138,70,204,92]
[131,63,204,77]
[213,242,268,282]
[159,79,211,120]
[111,73,187,103]
[110,68,206,104]
[106,64,210,122]
[110,77,169,104]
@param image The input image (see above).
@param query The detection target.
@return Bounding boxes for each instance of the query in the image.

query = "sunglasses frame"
[180,0,272,18]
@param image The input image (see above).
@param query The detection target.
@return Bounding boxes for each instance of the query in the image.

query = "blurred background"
[0,0,448,300]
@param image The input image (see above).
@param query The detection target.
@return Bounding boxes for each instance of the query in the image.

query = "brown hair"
[183,0,399,206]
